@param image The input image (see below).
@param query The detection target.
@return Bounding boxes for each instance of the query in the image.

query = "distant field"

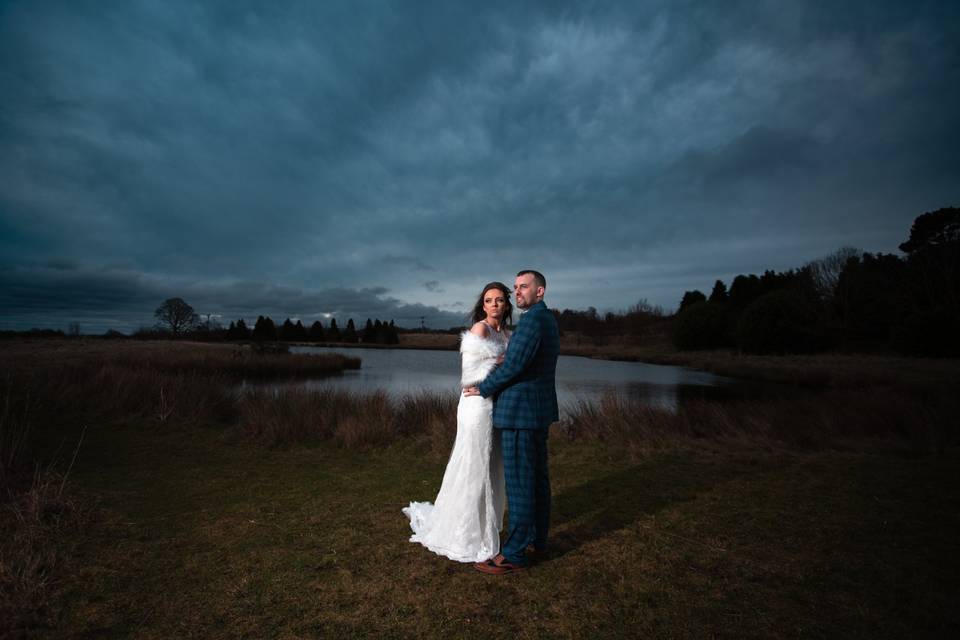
[1,339,958,637]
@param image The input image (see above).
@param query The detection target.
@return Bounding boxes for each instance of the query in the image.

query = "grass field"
[2,339,959,638]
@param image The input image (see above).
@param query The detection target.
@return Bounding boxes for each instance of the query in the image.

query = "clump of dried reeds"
[1,340,360,428]
[102,347,361,379]
[237,388,457,451]
[561,385,959,457]
[12,363,235,425]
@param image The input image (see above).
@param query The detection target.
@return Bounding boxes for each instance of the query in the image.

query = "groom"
[463,269,560,574]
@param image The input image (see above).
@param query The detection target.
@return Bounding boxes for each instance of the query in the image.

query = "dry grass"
[1,338,360,379]
[0,377,88,637]
[0,379,32,485]
[562,385,959,458]
[643,349,960,389]
[1,339,361,428]
[1,465,88,636]
[397,333,460,350]
[237,388,456,452]
[1,339,958,636]
[12,362,235,426]
[31,428,960,638]
[557,332,960,391]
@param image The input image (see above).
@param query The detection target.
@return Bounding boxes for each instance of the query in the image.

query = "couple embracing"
[403,270,560,574]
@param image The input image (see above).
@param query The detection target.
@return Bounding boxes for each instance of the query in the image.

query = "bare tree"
[806,246,861,332]
[807,246,860,300]
[154,298,199,337]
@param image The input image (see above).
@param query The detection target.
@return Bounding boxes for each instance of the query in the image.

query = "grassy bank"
[2,339,958,637]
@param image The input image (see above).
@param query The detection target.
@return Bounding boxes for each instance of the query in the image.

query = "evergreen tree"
[708,280,728,304]
[344,318,358,343]
[729,274,763,308]
[328,318,341,342]
[678,290,706,313]
[837,252,909,345]
[236,318,250,339]
[363,318,374,343]
[279,318,296,341]
[387,319,399,344]
[308,320,325,342]
[293,320,308,342]
[252,316,277,341]
[897,207,960,355]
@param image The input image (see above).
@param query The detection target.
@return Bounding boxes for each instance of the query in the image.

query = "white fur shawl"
[459,331,505,387]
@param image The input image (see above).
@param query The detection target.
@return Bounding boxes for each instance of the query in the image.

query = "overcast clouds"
[2,0,958,332]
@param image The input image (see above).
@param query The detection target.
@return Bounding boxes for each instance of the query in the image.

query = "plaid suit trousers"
[500,428,550,564]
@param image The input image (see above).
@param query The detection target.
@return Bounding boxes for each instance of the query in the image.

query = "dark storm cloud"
[0,262,463,332]
[1,0,958,329]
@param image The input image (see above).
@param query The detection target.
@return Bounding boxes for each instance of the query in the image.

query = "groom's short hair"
[517,269,546,290]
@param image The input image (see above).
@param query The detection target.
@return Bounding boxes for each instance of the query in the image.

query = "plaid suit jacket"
[478,300,560,430]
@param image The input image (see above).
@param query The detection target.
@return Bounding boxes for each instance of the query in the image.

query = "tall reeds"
[0,376,87,637]
[0,379,31,485]
[561,385,959,457]
[100,347,361,379]
[237,388,456,452]
[1,341,360,427]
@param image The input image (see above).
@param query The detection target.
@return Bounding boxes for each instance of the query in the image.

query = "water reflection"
[281,345,745,414]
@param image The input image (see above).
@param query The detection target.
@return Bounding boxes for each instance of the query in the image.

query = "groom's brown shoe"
[474,554,527,575]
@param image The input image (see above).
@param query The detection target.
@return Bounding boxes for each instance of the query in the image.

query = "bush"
[737,290,824,354]
[672,302,729,350]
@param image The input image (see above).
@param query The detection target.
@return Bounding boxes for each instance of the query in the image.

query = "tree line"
[549,300,670,342]
[4,207,954,357]
[671,207,959,356]
[238,315,400,345]
[149,298,400,345]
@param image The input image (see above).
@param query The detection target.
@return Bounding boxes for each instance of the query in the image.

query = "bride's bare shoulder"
[468,321,489,337]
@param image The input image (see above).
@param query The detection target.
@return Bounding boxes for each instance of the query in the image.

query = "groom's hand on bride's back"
[463,386,480,397]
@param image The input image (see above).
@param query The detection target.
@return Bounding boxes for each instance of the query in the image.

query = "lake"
[273,345,750,413]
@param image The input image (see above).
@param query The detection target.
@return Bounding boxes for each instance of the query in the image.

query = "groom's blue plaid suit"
[478,300,560,564]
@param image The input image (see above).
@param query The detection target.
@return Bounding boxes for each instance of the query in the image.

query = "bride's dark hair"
[471,282,513,326]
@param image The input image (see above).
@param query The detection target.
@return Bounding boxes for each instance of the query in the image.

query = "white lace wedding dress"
[402,329,507,562]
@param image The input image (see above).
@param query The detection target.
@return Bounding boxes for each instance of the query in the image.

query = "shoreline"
[313,334,960,390]
[5,335,958,390]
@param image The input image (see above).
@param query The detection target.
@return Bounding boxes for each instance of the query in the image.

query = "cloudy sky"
[2,0,958,333]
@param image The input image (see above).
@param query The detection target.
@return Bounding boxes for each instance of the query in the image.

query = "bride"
[402,282,512,562]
